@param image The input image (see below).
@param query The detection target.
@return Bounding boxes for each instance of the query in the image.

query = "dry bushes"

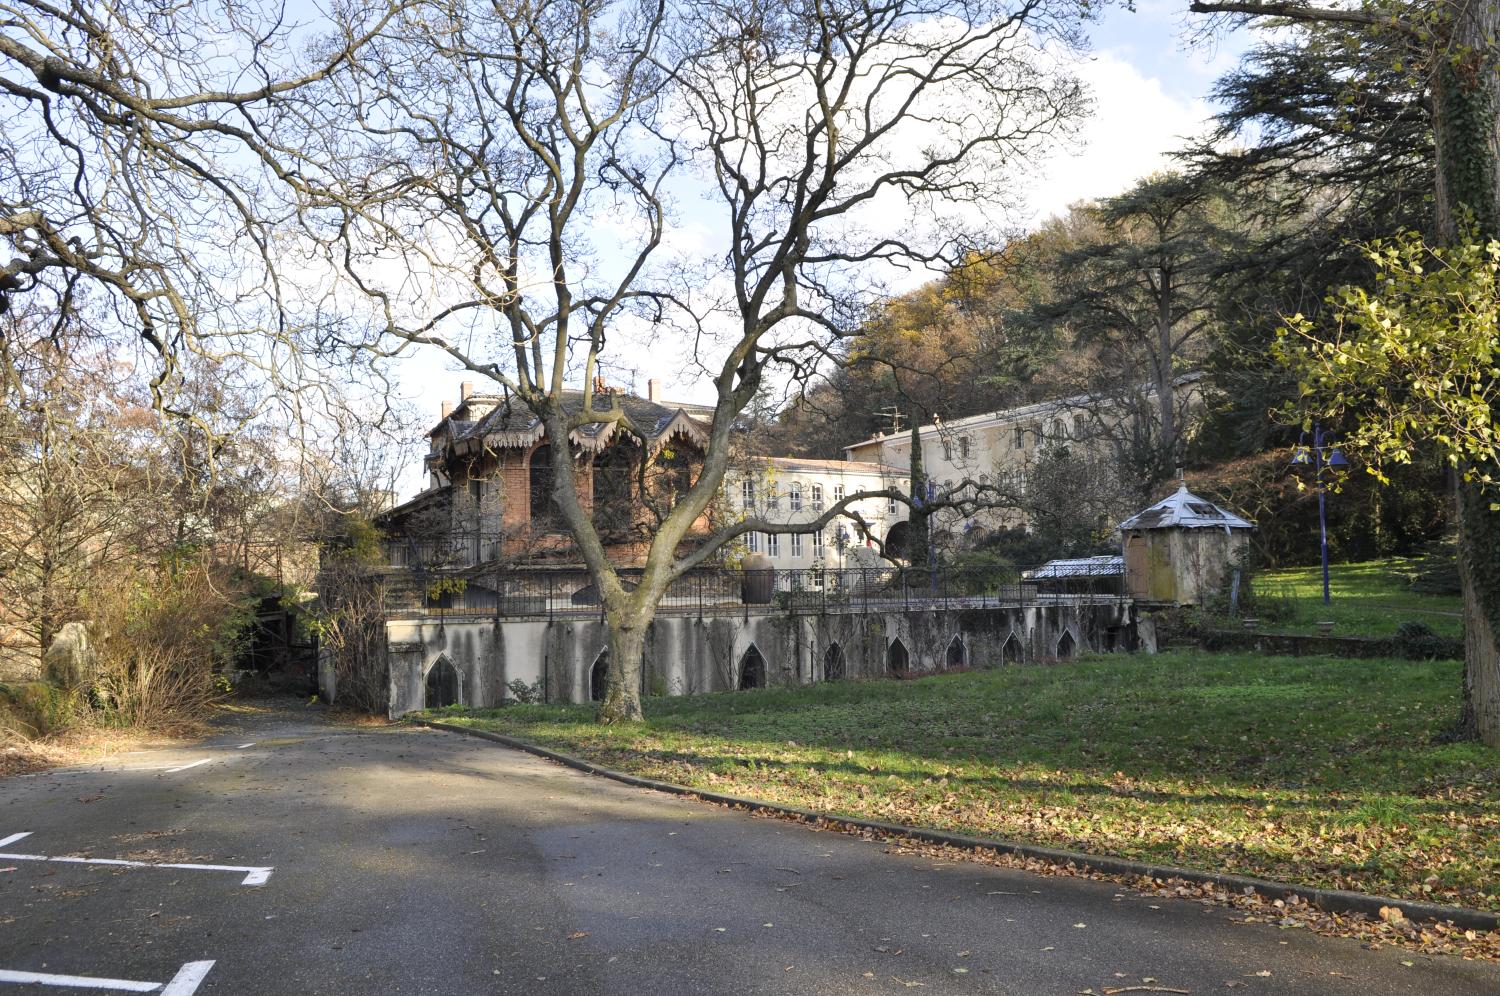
[310,515,389,714]
[81,554,254,730]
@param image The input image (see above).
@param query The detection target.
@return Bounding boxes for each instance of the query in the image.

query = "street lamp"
[1291,422,1349,605]
[833,523,850,585]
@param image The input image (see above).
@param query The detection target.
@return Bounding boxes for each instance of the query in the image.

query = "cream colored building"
[726,456,909,571]
[843,375,1204,536]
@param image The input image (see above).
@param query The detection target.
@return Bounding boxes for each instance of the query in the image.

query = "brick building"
[377,379,717,571]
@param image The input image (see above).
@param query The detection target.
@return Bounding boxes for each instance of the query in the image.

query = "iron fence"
[386,532,506,569]
[384,562,1128,621]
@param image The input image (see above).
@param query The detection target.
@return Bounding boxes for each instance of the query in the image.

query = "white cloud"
[1020,49,1214,224]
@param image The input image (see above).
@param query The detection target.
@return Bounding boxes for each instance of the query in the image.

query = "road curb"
[414,718,1499,933]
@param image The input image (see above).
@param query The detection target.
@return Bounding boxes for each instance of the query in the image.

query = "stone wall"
[378,600,1147,717]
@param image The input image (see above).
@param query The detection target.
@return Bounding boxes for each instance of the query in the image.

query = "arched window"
[529,444,555,525]
[823,643,845,682]
[945,635,966,670]
[592,443,634,536]
[425,658,459,709]
[589,648,609,702]
[886,639,909,676]
[647,445,694,513]
[738,645,766,690]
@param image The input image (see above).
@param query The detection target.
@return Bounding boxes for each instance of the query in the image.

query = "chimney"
[441,401,453,419]
[648,378,662,403]
[460,381,474,401]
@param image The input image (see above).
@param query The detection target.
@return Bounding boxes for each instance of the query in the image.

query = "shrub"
[84,553,256,729]
[0,681,77,736]
[506,678,543,703]
[1384,620,1463,661]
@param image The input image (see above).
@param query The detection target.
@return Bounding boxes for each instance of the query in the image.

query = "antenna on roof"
[875,405,904,434]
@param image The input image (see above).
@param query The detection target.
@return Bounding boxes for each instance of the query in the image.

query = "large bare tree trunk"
[598,608,649,723]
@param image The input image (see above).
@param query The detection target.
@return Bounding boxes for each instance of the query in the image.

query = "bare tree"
[283,0,1091,720]
[0,0,413,437]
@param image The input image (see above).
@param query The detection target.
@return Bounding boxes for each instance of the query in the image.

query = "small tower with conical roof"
[1118,483,1254,605]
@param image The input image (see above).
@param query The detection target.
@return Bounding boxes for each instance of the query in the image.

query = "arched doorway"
[886,638,909,676]
[589,648,609,702]
[1056,630,1076,658]
[425,657,459,709]
[945,635,966,670]
[738,645,766,690]
[1000,632,1023,666]
[823,643,845,682]
[529,444,555,525]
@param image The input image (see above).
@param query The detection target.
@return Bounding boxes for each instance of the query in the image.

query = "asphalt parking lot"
[3,705,1497,994]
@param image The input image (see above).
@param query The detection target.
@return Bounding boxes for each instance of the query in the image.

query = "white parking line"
[17,756,241,778]
[163,759,211,774]
[0,960,213,993]
[0,833,272,886]
[0,967,157,991]
[159,960,215,996]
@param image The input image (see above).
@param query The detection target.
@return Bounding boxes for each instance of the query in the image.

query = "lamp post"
[834,524,850,587]
[1292,422,1349,605]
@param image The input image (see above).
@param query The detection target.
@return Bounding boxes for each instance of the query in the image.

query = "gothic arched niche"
[425,657,459,709]
[824,643,846,682]
[886,639,909,676]
[739,644,767,690]
[590,648,609,702]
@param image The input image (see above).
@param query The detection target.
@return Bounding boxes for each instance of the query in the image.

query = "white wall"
[725,460,909,571]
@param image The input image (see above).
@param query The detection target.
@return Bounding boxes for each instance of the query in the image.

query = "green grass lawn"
[1255,560,1464,639]
[423,653,1499,912]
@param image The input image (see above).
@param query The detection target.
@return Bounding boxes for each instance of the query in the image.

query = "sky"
[387,4,1254,499]
[1023,2,1246,223]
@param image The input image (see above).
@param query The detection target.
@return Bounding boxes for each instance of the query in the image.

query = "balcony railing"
[386,532,505,570]
[382,563,1127,621]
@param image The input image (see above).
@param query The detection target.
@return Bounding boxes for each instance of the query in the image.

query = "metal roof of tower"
[1117,483,1254,532]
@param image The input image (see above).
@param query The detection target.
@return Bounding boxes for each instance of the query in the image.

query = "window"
[748,531,761,553]
[959,436,971,459]
[833,483,845,504]
[529,444,554,523]
[812,530,824,555]
[791,533,804,557]
[767,532,780,557]
[811,483,823,511]
[888,496,898,514]
[741,480,755,508]
[942,438,953,461]
[768,488,780,510]
[789,483,803,512]
[1013,425,1024,449]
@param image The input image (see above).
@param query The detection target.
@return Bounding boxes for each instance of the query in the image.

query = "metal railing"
[384,563,1128,621]
[387,532,506,569]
